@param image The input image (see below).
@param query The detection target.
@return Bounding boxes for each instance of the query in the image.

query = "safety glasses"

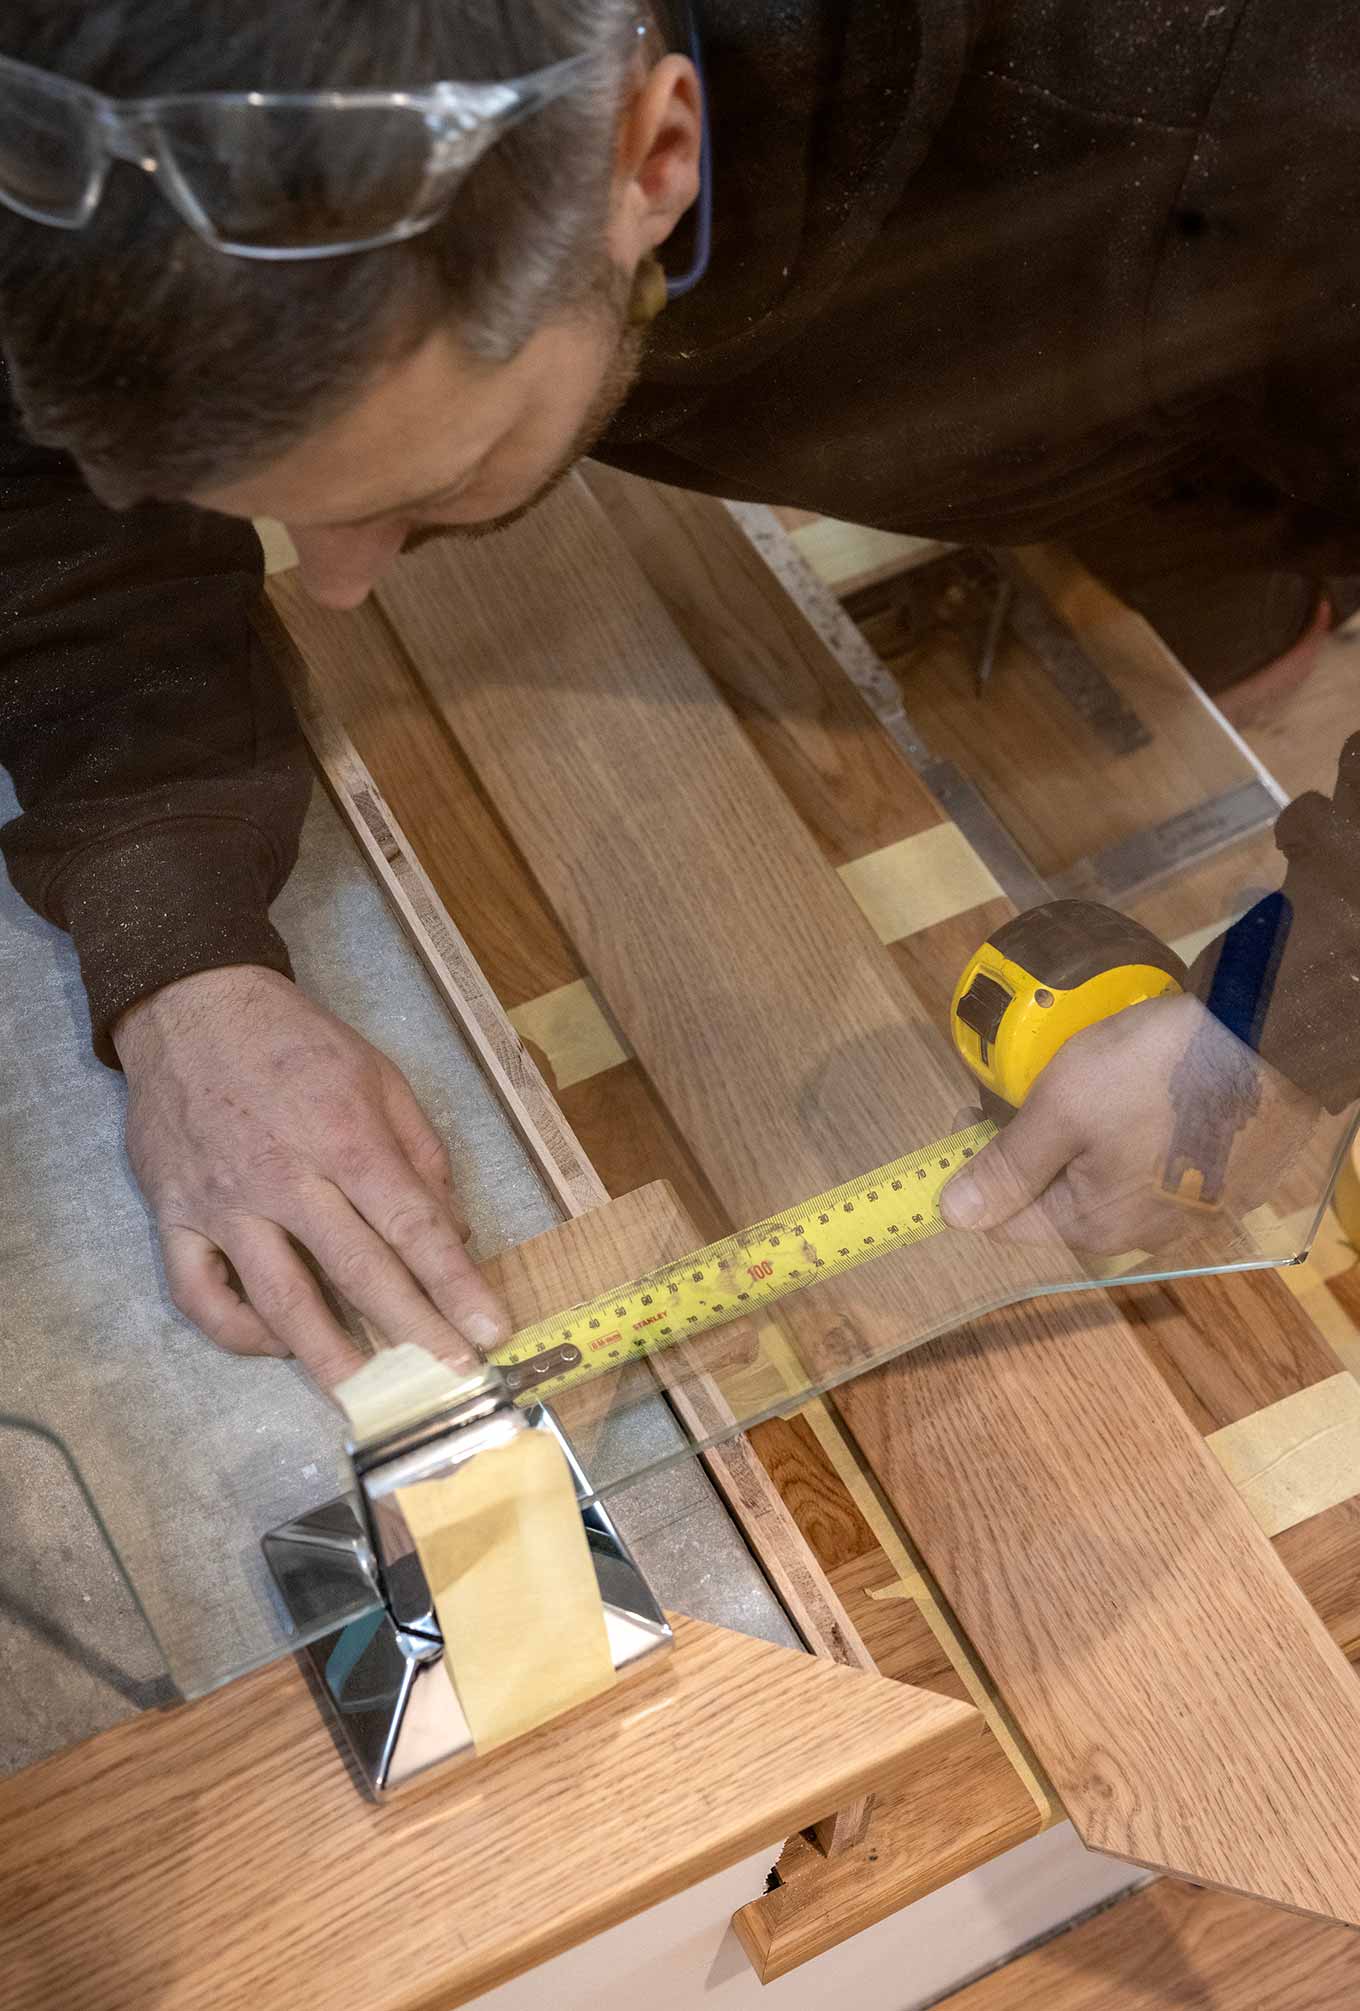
[0,48,598,260]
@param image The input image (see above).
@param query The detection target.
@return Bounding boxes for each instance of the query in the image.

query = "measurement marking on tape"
[494,1120,996,1403]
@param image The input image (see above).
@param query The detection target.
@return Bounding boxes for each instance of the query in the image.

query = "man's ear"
[608,55,703,266]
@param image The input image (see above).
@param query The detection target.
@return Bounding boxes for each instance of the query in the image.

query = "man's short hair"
[0,2,637,502]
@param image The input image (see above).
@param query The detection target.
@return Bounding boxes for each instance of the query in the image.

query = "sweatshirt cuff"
[1188,889,1358,1115]
[53,819,295,1067]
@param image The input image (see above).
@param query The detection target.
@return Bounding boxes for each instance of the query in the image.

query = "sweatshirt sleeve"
[1190,732,1360,1114]
[0,366,312,1066]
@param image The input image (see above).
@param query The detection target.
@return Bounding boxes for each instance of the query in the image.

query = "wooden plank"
[747,1411,877,1574]
[1,1186,963,2011]
[558,1056,730,1234]
[372,476,1360,1920]
[1123,1266,1353,1435]
[940,1877,1360,2010]
[834,1290,1360,1917]
[1278,1500,1360,1657]
[262,580,580,1009]
[0,1621,965,2011]
[732,1722,1041,1986]
[582,465,944,863]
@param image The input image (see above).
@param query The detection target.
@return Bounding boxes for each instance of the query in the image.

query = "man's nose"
[287,520,410,610]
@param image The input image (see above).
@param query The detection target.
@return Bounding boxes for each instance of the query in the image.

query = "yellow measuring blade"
[493,1120,996,1404]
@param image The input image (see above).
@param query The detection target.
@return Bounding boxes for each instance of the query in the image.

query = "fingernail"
[941,1176,985,1229]
[463,1312,507,1354]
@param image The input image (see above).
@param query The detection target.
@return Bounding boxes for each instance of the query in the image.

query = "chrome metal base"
[263,1406,670,1798]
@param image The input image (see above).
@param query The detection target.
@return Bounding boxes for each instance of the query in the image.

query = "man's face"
[196,44,700,607]
[198,287,643,610]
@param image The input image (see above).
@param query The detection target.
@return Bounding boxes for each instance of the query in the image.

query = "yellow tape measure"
[494,1120,995,1404]
[495,900,1188,1406]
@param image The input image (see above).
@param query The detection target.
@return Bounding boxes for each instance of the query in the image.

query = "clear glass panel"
[0,782,557,1703]
[7,750,1353,1707]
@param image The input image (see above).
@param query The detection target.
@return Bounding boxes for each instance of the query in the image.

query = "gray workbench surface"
[0,778,794,1776]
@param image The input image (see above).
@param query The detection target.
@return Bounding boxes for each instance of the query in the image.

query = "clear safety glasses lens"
[0,59,101,227]
[150,99,444,254]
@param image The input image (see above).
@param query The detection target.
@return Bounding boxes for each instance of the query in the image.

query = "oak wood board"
[942,1876,1360,2010]
[0,1623,960,2011]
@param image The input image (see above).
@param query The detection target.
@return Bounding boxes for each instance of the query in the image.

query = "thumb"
[940,1094,1083,1231]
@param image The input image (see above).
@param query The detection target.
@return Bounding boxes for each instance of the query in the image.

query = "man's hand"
[940,991,1319,1255]
[114,964,510,1391]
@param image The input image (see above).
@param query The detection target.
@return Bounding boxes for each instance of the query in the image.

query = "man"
[0,1,1353,1391]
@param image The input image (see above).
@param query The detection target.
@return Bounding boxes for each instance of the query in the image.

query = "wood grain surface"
[835,1287,1360,1917]
[373,476,1360,1919]
[941,1876,1360,2010]
[581,464,944,864]
[732,1717,1040,1984]
[0,1617,963,2011]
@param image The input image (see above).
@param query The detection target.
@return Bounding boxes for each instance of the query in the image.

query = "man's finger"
[161,1224,289,1358]
[355,1156,508,1351]
[287,1183,490,1373]
[993,1172,1190,1259]
[984,1172,1088,1251]
[220,1219,368,1392]
[380,1073,471,1238]
[939,1092,1085,1232]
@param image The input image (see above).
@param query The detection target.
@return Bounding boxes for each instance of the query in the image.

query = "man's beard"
[401,316,645,555]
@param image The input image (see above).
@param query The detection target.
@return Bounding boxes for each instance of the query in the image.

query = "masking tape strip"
[1206,1372,1360,1538]
[837,824,1003,947]
[786,515,943,592]
[256,517,299,576]
[397,1431,616,1753]
[335,1345,616,1754]
[508,978,632,1090]
[755,1321,1061,1831]
[1334,1146,1360,1247]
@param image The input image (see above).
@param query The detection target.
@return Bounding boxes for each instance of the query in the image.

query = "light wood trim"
[259,599,606,1220]
[0,1617,968,2011]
